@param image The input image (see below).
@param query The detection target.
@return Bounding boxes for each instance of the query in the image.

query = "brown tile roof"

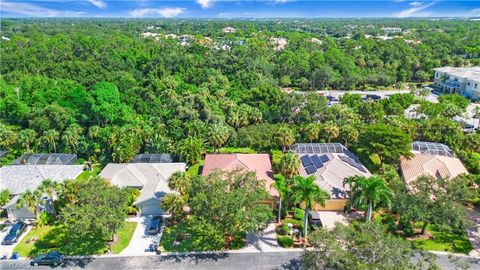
[202,154,278,197]
[400,154,468,184]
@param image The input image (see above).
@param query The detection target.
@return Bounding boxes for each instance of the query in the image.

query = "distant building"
[270,37,288,52]
[381,27,402,34]
[222,27,236,33]
[433,66,480,100]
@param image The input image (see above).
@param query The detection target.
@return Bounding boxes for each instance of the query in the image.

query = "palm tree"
[291,175,330,243]
[303,124,320,143]
[161,193,186,221]
[16,190,41,219]
[62,124,83,153]
[322,122,340,143]
[273,175,290,223]
[350,175,393,221]
[38,179,61,216]
[19,129,37,153]
[168,172,192,197]
[279,153,300,179]
[208,123,231,153]
[43,129,59,153]
[275,126,295,152]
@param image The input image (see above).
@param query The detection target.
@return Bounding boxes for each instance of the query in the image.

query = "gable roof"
[400,154,468,184]
[0,165,84,195]
[12,153,78,165]
[202,154,278,197]
[99,163,186,205]
[291,143,371,199]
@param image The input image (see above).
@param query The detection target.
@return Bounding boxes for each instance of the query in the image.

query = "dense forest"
[0,19,479,172]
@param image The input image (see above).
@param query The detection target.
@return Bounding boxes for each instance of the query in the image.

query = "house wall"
[6,206,35,220]
[138,199,165,216]
[261,198,276,209]
[465,80,480,100]
[313,199,348,211]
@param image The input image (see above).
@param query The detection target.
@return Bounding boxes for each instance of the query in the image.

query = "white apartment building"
[381,27,402,34]
[222,27,236,33]
[433,66,480,100]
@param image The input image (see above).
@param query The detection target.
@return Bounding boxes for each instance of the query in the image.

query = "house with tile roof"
[0,164,84,220]
[201,154,278,208]
[400,141,468,185]
[290,143,371,211]
[99,163,186,216]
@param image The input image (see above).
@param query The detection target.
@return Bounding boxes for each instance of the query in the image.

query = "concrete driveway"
[314,211,364,229]
[0,221,32,259]
[120,216,163,255]
[241,223,284,253]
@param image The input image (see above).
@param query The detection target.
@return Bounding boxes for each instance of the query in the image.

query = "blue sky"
[1,1,479,18]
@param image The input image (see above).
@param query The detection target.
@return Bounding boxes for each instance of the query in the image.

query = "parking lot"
[120,216,164,255]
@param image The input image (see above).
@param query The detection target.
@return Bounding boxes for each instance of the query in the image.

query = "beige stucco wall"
[313,199,348,211]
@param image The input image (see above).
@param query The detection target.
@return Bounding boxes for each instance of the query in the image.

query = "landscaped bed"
[14,222,137,257]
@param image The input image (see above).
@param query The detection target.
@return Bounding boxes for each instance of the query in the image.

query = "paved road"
[0,251,479,270]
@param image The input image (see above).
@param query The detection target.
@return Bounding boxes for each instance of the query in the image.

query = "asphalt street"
[0,251,479,270]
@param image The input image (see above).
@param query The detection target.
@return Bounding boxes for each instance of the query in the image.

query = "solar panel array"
[411,141,453,157]
[12,153,78,165]
[300,154,331,175]
[338,155,367,173]
[291,143,347,154]
[132,153,173,163]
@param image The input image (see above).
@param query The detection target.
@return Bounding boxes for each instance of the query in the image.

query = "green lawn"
[14,222,137,257]
[186,160,204,177]
[111,222,137,254]
[411,225,473,254]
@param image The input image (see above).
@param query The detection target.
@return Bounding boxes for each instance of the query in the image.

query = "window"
[475,83,478,89]
[468,82,471,86]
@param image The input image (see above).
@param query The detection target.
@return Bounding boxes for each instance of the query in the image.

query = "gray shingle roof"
[99,163,186,205]
[0,165,84,195]
[12,153,78,165]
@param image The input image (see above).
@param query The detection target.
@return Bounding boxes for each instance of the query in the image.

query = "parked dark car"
[326,95,339,102]
[308,212,323,230]
[148,216,163,235]
[1,222,27,245]
[31,252,65,267]
[366,94,382,100]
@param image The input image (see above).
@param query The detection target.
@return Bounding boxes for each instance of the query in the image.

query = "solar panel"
[305,165,317,175]
[319,154,330,163]
[310,155,323,169]
[290,143,347,154]
[301,155,313,167]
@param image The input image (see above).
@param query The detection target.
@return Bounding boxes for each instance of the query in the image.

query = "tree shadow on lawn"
[29,226,108,257]
[277,258,302,270]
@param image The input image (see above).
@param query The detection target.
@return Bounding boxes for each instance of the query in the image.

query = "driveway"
[0,221,32,259]
[467,208,480,257]
[120,216,163,255]
[314,211,364,229]
[241,223,284,252]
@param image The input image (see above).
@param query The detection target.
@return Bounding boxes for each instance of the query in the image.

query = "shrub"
[276,225,290,236]
[294,208,304,221]
[381,214,397,233]
[36,211,54,227]
[399,216,414,237]
[277,236,294,248]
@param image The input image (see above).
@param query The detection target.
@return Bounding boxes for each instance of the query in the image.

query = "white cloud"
[274,0,293,4]
[470,8,480,17]
[0,1,85,17]
[197,0,213,9]
[130,7,185,18]
[394,1,436,17]
[87,0,106,9]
